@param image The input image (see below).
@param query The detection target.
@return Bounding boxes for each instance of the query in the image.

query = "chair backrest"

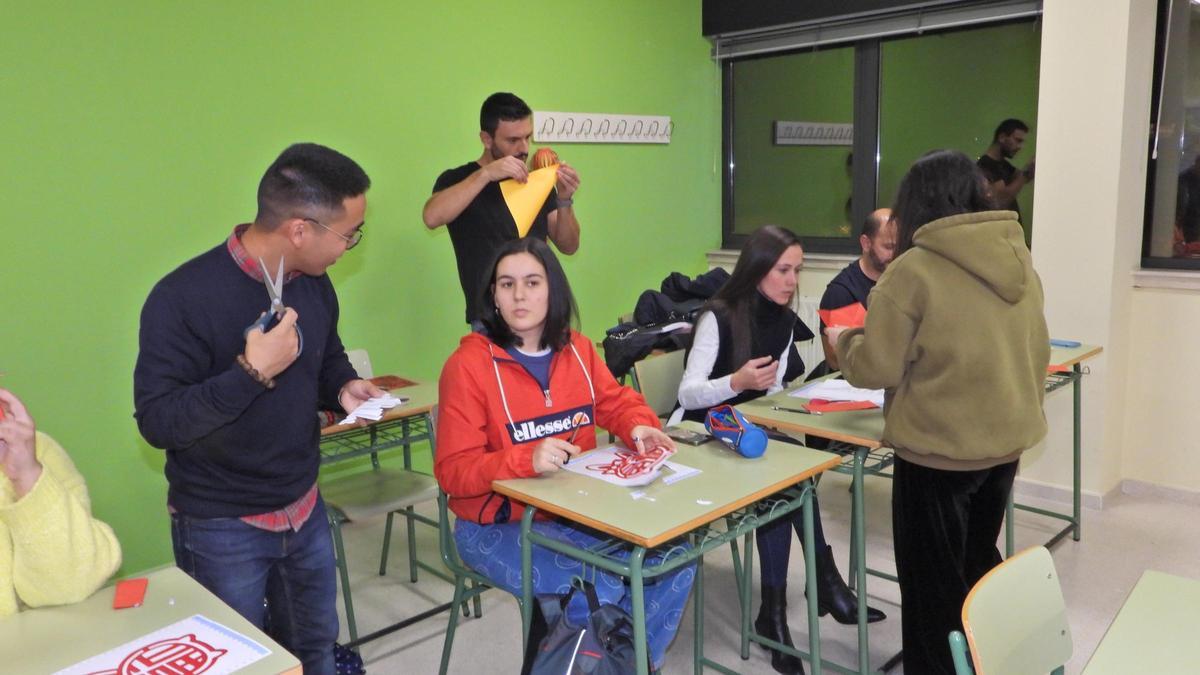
[960,545,1072,675]
[631,350,686,418]
[346,348,373,379]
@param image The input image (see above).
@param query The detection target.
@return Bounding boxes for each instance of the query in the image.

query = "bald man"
[819,208,897,370]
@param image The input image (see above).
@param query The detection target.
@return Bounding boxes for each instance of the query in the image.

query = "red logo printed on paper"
[586,445,672,479]
[88,633,227,675]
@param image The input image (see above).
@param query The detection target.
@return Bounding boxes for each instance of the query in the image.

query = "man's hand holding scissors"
[245,307,301,379]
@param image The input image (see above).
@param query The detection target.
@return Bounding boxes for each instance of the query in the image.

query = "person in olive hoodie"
[827,150,1050,675]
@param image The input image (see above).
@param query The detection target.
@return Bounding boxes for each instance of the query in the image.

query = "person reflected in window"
[674,225,885,675]
[977,118,1035,221]
[0,388,121,616]
[828,150,1050,675]
[1174,155,1200,257]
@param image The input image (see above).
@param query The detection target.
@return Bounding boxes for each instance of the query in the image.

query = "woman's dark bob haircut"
[891,149,994,254]
[477,237,579,351]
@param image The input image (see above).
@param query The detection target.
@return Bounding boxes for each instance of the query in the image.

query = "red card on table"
[818,303,867,329]
[805,399,879,413]
[112,577,148,609]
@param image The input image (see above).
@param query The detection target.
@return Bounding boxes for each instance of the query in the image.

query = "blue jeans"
[455,518,695,669]
[171,496,338,675]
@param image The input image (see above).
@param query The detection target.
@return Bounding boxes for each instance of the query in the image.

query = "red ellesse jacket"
[435,330,660,525]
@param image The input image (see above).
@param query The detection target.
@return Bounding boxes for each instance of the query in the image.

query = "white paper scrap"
[788,379,885,407]
[55,614,270,675]
[338,393,406,425]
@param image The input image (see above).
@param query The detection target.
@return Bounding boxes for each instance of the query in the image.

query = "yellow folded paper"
[500,164,558,237]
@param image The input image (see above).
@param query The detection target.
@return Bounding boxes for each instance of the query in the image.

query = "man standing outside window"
[423,92,582,325]
[978,118,1035,221]
[134,143,382,674]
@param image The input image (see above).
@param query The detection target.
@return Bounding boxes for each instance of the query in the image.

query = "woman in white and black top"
[674,225,884,675]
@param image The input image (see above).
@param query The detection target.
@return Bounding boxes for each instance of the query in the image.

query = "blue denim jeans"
[455,518,695,669]
[171,496,338,675]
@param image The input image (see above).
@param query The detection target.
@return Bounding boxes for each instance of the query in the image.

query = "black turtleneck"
[683,293,815,422]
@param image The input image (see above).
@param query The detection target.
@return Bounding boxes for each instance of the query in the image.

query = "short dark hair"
[707,225,801,369]
[891,150,993,254]
[255,143,370,228]
[992,118,1030,142]
[477,238,579,352]
[480,92,532,137]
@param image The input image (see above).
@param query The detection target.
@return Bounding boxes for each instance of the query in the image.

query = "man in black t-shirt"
[978,118,1035,221]
[819,208,896,370]
[423,92,582,323]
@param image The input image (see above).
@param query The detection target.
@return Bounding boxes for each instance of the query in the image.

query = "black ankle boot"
[807,544,886,625]
[754,584,805,674]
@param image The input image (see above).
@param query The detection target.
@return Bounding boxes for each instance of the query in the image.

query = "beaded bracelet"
[236,354,276,390]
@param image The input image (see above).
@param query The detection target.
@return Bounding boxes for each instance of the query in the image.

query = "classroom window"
[727,47,856,243]
[1143,0,1200,269]
[721,19,1042,252]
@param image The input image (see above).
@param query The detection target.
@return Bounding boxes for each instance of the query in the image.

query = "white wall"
[1030,0,1158,499]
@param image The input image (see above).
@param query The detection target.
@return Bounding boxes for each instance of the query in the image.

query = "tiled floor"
[330,470,1200,674]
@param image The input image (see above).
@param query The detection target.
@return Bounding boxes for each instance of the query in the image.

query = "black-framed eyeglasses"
[304,218,364,250]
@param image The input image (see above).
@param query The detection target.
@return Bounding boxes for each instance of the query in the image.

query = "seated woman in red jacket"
[434,237,694,671]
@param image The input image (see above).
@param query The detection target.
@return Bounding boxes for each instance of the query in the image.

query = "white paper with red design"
[56,614,270,675]
[562,444,690,487]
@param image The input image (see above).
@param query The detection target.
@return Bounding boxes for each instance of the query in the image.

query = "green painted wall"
[879,21,1042,240]
[1,2,720,575]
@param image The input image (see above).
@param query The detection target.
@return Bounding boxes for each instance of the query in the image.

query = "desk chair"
[319,350,445,645]
[948,546,1072,675]
[631,349,686,419]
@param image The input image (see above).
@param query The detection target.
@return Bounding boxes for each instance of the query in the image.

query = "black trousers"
[892,456,1018,675]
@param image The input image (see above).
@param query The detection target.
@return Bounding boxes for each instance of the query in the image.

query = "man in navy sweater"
[134,143,381,674]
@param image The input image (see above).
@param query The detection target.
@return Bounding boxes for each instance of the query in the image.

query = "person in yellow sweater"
[0,387,121,616]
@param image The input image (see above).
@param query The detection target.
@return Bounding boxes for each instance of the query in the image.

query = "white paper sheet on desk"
[55,614,270,675]
[789,379,885,407]
[338,393,406,424]
[562,445,693,487]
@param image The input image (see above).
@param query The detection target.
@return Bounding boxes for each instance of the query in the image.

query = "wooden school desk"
[738,343,1103,674]
[493,432,842,675]
[0,566,300,674]
[1083,570,1200,673]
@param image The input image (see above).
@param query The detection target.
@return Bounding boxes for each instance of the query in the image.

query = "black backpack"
[521,579,638,675]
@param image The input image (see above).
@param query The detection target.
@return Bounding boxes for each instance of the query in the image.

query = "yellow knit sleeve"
[0,432,122,609]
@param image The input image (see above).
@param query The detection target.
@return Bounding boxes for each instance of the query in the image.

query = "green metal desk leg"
[1073,364,1082,541]
[520,506,537,646]
[629,546,649,675]
[802,482,822,675]
[1005,490,1015,557]
[740,529,755,660]
[694,549,705,674]
[852,448,869,674]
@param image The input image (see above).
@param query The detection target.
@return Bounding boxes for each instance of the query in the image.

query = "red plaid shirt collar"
[226,224,303,283]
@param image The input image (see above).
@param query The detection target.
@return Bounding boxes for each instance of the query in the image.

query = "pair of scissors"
[244,256,303,355]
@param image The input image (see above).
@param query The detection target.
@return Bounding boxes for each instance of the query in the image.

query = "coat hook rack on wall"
[533,111,672,144]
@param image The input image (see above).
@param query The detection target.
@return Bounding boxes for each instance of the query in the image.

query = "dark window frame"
[1140,0,1200,270]
[720,17,1041,253]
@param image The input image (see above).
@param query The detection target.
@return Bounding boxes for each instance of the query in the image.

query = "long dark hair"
[891,150,993,254]
[706,225,801,369]
[477,237,579,351]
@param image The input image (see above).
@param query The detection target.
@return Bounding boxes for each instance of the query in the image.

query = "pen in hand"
[563,425,580,465]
